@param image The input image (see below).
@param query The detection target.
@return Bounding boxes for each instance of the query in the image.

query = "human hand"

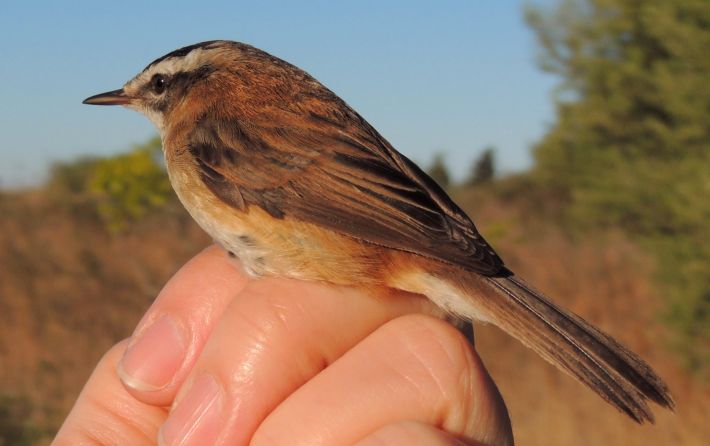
[53,245,513,445]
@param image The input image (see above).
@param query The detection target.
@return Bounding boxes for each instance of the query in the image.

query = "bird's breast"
[165,162,267,275]
[165,157,388,283]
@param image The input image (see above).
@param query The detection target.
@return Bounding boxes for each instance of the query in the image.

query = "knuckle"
[360,421,464,446]
[236,279,307,338]
[81,396,156,446]
[383,314,475,400]
[250,426,286,446]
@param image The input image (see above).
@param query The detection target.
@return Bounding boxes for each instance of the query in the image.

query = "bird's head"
[83,40,314,135]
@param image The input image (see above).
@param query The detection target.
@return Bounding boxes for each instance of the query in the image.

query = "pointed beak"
[82,88,132,106]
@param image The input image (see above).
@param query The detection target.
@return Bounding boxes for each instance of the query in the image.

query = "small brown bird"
[84,40,673,422]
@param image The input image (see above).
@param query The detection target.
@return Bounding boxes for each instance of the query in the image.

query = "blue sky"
[0,1,557,186]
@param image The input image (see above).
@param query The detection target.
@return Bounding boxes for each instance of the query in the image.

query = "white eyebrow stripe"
[148,48,208,76]
[127,46,221,89]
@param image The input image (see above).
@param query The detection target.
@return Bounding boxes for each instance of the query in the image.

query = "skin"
[53,245,513,446]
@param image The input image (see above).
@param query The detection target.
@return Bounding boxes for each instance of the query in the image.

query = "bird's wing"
[186,107,507,276]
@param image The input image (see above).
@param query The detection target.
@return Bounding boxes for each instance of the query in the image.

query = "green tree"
[467,147,496,186]
[526,0,710,372]
[88,137,173,233]
[426,153,451,189]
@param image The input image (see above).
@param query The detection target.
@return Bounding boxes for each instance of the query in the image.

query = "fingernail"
[159,375,224,446]
[118,315,187,391]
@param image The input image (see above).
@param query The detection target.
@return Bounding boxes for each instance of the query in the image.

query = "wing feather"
[187,108,508,276]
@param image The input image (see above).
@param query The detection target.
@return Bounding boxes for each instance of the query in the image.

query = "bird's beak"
[82,88,132,106]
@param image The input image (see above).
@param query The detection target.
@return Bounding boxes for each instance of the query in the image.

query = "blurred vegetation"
[525,0,710,373]
[0,395,42,446]
[466,146,497,186]
[88,137,172,233]
[426,152,451,189]
[48,137,173,233]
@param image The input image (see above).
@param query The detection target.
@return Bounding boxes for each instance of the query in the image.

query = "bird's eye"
[151,74,167,94]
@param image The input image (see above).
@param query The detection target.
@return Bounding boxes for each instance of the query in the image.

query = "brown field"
[0,186,707,445]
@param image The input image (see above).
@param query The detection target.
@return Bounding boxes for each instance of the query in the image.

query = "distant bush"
[48,156,101,195]
[47,156,104,222]
[88,137,173,233]
[466,147,496,186]
[46,137,173,233]
[426,153,451,189]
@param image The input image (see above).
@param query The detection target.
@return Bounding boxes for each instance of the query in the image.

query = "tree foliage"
[48,156,101,195]
[467,147,496,186]
[88,137,172,232]
[526,0,710,372]
[426,153,451,189]
[47,137,173,233]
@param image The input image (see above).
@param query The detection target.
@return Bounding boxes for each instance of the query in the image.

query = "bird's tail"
[457,273,674,423]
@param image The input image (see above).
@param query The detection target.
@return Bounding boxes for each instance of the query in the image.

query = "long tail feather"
[473,274,674,423]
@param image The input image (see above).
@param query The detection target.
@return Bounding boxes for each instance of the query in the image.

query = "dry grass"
[0,187,707,445]
[0,191,209,441]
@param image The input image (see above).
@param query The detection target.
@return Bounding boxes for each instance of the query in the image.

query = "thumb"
[52,340,166,445]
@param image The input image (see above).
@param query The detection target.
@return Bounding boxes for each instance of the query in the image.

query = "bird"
[83,40,673,423]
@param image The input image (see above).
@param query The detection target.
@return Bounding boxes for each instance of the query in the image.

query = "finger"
[157,278,438,446]
[355,421,471,446]
[253,314,513,446]
[52,340,165,445]
[117,244,250,406]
